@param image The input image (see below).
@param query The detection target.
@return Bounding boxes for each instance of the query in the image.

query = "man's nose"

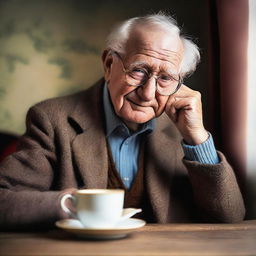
[137,77,156,101]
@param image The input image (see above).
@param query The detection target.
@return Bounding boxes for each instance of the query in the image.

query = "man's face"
[103,26,184,130]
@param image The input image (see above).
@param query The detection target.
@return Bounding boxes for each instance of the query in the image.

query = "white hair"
[105,13,200,78]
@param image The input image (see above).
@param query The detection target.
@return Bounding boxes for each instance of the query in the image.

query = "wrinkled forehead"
[124,24,184,62]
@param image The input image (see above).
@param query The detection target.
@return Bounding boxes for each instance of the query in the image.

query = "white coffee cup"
[60,189,125,228]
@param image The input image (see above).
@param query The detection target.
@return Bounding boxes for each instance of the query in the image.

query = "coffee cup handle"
[60,193,77,218]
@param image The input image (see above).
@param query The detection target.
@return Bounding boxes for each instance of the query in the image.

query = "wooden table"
[0,220,256,256]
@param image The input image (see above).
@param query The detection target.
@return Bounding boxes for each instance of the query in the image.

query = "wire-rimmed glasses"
[112,51,182,96]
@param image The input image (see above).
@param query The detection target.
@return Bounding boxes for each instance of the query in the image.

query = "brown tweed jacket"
[0,79,245,230]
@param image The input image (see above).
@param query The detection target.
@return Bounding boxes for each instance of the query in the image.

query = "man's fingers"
[169,105,178,122]
[165,84,202,123]
[165,96,176,122]
[172,97,195,111]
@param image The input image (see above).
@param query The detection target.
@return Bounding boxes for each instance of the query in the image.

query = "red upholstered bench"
[0,133,18,163]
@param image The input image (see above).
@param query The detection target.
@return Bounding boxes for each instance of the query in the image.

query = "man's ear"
[102,49,113,82]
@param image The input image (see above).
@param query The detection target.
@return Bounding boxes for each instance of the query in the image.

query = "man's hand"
[165,84,209,145]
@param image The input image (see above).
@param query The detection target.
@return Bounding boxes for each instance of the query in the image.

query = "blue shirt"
[103,83,219,189]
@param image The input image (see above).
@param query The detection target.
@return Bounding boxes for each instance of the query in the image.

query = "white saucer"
[55,218,146,240]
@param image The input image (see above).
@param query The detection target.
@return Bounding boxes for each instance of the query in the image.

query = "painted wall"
[0,0,208,135]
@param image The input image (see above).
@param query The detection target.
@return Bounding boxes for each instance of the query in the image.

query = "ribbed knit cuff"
[181,133,220,164]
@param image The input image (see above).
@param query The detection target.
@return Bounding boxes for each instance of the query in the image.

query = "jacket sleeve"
[183,151,246,223]
[0,106,67,230]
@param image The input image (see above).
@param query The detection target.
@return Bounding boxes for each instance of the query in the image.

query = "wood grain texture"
[0,221,255,256]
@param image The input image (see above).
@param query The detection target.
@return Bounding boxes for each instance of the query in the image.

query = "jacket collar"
[69,78,106,133]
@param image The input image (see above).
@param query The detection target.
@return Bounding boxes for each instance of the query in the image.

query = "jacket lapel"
[72,130,108,189]
[69,80,109,189]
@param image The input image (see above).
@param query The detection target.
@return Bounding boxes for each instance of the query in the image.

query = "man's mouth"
[127,98,141,107]
[126,98,152,108]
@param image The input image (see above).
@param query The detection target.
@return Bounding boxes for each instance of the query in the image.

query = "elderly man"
[0,13,245,230]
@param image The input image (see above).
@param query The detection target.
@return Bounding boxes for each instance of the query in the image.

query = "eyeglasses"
[112,51,182,96]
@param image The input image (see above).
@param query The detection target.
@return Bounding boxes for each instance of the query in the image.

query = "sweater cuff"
[181,133,220,164]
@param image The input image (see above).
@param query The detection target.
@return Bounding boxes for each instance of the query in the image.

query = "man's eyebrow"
[159,67,179,76]
[129,60,149,67]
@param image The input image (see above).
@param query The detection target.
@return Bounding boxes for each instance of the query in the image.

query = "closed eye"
[129,68,148,80]
[132,68,147,74]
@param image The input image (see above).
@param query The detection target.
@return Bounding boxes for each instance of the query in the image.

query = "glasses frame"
[112,51,182,96]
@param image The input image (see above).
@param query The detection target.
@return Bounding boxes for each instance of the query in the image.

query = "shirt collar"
[103,82,155,137]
